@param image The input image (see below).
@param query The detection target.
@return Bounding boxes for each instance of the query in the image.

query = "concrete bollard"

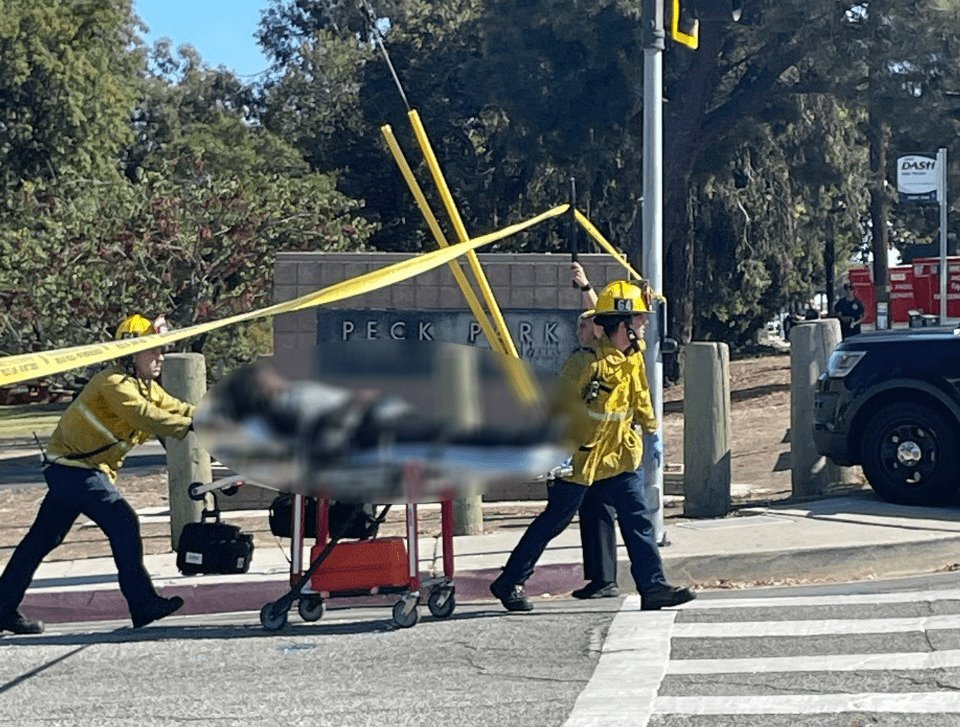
[683,342,732,517]
[789,319,856,496]
[434,345,483,535]
[161,353,212,550]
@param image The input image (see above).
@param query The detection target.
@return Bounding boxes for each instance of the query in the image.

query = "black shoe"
[490,576,533,612]
[571,581,621,599]
[640,584,696,611]
[0,609,44,635]
[131,596,184,628]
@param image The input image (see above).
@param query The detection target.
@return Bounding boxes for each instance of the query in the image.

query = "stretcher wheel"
[260,602,289,631]
[221,484,239,496]
[427,589,456,619]
[187,482,206,501]
[298,596,325,622]
[391,600,420,629]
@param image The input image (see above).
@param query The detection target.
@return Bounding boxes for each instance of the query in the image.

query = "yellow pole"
[382,124,538,404]
[407,110,520,359]
[381,125,505,358]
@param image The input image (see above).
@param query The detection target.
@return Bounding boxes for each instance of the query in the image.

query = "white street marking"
[682,588,960,610]
[563,596,675,727]
[654,692,960,715]
[672,613,960,638]
[668,648,960,674]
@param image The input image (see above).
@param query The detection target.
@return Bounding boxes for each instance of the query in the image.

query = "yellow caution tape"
[0,204,570,388]
[574,210,666,302]
[2,199,660,389]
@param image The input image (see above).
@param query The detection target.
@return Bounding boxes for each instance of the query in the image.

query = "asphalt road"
[4,573,960,726]
[0,600,611,727]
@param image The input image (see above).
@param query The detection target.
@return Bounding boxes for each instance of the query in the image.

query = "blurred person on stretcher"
[193,356,568,504]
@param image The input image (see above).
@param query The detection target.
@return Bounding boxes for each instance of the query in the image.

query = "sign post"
[897,149,949,323]
[938,147,948,323]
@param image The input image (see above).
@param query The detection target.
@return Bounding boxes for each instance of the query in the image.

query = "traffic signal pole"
[641,0,667,544]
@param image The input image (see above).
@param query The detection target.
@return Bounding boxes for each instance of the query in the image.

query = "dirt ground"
[0,350,865,564]
[663,350,796,497]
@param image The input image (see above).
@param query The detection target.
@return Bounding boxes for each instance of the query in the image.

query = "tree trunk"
[865,1,891,326]
[660,32,723,377]
[825,229,836,315]
[867,109,890,323]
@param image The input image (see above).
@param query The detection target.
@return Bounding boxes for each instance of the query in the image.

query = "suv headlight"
[827,350,866,378]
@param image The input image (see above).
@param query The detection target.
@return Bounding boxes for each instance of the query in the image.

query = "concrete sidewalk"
[12,490,960,625]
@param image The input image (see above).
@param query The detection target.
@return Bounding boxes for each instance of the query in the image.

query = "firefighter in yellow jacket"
[490,281,696,612]
[0,315,194,634]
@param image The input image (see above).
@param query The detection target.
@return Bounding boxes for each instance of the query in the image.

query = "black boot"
[571,581,621,600]
[490,575,533,612]
[131,596,184,629]
[0,608,44,635]
[640,584,696,611]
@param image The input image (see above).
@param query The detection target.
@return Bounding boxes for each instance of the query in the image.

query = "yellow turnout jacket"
[46,367,195,481]
[553,337,657,486]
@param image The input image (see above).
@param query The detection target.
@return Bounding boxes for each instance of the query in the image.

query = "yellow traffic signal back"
[670,0,743,50]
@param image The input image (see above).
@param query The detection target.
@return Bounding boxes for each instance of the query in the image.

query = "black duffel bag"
[177,507,254,575]
[268,494,381,541]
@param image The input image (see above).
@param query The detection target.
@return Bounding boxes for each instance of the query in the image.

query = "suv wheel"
[860,402,959,506]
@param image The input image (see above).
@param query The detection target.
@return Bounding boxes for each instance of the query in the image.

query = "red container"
[310,537,410,593]
[912,261,935,314]
[888,265,915,323]
[949,261,960,318]
[848,267,876,324]
[913,257,960,318]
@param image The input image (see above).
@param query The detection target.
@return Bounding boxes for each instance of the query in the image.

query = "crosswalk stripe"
[653,692,960,715]
[671,613,960,638]
[668,648,960,674]
[570,586,960,723]
[563,596,675,727]
[682,587,960,610]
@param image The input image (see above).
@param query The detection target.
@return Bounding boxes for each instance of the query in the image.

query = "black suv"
[814,327,960,505]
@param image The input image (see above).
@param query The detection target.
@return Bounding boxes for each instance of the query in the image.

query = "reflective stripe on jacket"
[46,367,195,481]
[553,337,657,486]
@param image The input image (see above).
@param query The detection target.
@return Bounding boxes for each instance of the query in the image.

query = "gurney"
[188,356,569,628]
[191,463,455,629]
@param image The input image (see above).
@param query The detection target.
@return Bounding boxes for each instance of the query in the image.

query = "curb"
[658,535,960,587]
[21,536,960,625]
[20,563,585,625]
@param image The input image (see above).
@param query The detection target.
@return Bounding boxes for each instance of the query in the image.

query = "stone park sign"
[323,310,570,372]
[272,252,628,377]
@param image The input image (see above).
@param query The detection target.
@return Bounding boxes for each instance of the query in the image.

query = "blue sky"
[134,0,272,78]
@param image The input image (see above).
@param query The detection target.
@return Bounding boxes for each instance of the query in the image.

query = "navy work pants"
[500,470,667,593]
[0,464,159,616]
[579,486,618,584]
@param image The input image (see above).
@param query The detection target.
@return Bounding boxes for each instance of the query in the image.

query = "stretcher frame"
[191,463,457,630]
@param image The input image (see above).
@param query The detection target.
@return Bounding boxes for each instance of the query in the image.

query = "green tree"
[659,0,960,343]
[0,169,375,380]
[255,0,960,348]
[0,34,377,380]
[0,0,141,187]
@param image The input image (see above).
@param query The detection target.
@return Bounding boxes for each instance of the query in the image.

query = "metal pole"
[569,177,580,275]
[642,0,665,544]
[939,147,948,323]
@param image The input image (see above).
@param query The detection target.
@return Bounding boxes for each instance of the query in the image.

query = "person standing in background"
[834,283,865,338]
